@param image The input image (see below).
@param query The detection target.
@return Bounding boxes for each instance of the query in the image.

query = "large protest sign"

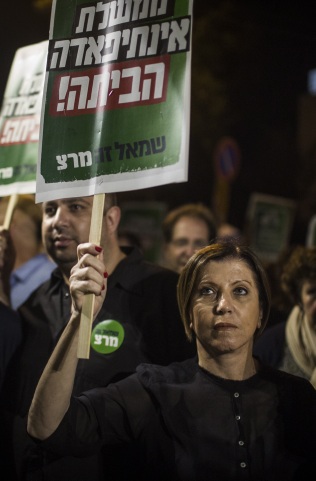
[36,0,193,202]
[36,0,193,358]
[0,41,48,196]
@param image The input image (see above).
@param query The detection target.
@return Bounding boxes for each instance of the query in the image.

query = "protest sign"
[36,0,193,202]
[245,193,296,263]
[0,41,48,197]
[37,0,193,358]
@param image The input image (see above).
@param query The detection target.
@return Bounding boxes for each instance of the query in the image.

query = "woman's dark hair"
[177,240,271,341]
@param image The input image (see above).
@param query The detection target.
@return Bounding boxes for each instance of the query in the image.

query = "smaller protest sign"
[245,192,296,263]
[0,40,48,196]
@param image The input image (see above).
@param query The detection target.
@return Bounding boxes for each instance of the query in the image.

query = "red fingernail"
[95,246,102,253]
[102,284,105,290]
[104,271,108,279]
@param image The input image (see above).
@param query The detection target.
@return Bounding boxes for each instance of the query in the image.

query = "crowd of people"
[0,194,315,481]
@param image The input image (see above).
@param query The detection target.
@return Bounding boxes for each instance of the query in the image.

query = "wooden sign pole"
[77,193,105,359]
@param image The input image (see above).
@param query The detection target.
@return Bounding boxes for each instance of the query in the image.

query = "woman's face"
[300,280,316,329]
[190,258,262,356]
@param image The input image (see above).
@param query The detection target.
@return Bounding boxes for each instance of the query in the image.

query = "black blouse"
[39,358,316,481]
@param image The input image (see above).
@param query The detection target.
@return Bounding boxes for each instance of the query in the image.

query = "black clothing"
[38,358,316,481]
[11,247,195,480]
[0,303,22,481]
[0,302,22,392]
[253,321,310,381]
[253,321,286,368]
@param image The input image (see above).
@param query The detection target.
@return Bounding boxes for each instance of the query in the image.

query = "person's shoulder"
[258,321,286,340]
[254,321,286,353]
[29,253,56,273]
[0,302,22,332]
[0,301,20,319]
[18,267,62,311]
[259,363,316,394]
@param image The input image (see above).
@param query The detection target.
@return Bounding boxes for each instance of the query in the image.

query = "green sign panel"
[37,0,193,202]
[0,41,48,195]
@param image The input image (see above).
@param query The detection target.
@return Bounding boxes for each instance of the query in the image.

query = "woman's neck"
[198,348,257,381]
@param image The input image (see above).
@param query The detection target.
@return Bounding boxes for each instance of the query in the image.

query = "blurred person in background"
[254,245,316,387]
[217,222,243,241]
[161,203,217,273]
[118,228,143,251]
[8,195,56,309]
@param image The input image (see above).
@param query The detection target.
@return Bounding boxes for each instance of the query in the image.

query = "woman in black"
[28,240,316,481]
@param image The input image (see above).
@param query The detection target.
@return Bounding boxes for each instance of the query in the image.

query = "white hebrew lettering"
[0,168,13,179]
[78,151,92,167]
[75,6,96,33]
[96,2,111,29]
[168,19,190,52]
[119,66,141,103]
[56,154,68,170]
[67,77,90,110]
[94,333,103,345]
[67,152,79,168]
[84,36,105,65]
[70,38,88,66]
[141,62,164,100]
[126,26,150,58]
[102,31,122,63]
[50,40,70,69]
[87,72,111,108]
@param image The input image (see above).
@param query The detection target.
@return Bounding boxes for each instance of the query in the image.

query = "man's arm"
[27,242,107,440]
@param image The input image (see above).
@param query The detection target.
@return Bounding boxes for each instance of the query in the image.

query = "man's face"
[42,197,94,274]
[164,216,210,273]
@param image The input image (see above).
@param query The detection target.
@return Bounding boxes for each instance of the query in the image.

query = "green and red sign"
[0,41,48,196]
[36,0,193,202]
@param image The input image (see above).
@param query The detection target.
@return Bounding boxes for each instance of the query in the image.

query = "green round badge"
[91,320,125,354]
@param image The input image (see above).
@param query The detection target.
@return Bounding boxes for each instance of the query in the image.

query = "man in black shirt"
[10,194,195,481]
